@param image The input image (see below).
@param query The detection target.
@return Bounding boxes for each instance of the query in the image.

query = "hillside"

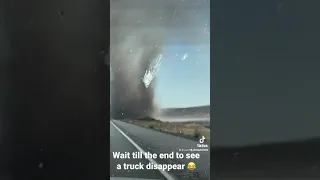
[160,105,210,117]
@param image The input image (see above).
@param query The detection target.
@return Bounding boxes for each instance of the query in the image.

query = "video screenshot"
[110,0,210,180]
[4,0,320,180]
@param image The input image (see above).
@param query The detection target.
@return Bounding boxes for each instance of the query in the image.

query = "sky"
[212,0,320,146]
[155,38,210,108]
[154,7,210,108]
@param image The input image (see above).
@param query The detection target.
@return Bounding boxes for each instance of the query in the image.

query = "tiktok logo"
[199,136,206,144]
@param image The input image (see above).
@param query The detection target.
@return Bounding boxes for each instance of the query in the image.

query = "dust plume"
[110,0,209,119]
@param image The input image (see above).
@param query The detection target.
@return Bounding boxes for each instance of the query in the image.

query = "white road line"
[111,120,176,180]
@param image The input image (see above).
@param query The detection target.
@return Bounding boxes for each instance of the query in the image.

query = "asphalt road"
[110,120,210,180]
[110,121,164,179]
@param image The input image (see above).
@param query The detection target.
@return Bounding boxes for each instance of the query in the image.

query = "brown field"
[126,119,210,143]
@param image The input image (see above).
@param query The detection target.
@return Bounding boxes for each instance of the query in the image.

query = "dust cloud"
[110,0,209,119]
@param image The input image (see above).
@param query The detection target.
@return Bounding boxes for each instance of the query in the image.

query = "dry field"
[126,119,210,143]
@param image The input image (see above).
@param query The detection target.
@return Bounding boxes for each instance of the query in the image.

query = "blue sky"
[155,42,210,108]
[153,8,210,108]
[154,10,210,109]
[154,5,210,108]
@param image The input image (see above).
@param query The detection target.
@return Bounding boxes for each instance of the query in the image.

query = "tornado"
[110,0,209,119]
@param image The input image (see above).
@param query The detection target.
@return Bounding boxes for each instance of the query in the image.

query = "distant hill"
[160,105,210,117]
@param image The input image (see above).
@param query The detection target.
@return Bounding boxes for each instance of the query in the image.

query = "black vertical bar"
[1,0,110,179]
[211,0,320,179]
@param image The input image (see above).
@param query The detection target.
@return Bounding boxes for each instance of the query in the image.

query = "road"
[110,120,164,179]
[110,120,210,180]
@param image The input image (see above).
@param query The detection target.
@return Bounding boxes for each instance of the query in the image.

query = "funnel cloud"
[110,0,209,119]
